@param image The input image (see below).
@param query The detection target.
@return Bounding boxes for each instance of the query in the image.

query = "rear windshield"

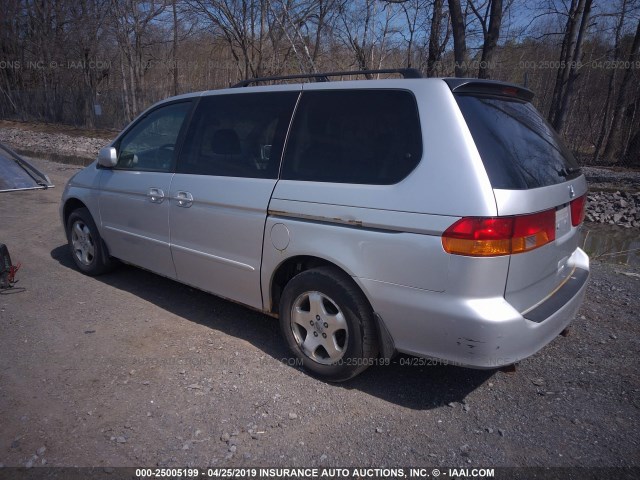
[455,95,580,190]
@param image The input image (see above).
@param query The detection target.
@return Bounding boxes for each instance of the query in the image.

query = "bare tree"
[602,19,640,162]
[265,0,319,73]
[593,0,629,162]
[24,0,68,122]
[548,0,593,133]
[426,0,449,77]
[620,90,640,167]
[0,0,27,117]
[334,1,409,75]
[110,0,169,120]
[468,0,504,79]
[337,0,375,72]
[0,0,637,163]
[187,0,269,80]
[391,0,429,68]
[308,0,340,64]
[172,0,179,95]
[448,0,467,76]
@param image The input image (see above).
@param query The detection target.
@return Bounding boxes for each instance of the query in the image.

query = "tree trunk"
[621,95,640,167]
[603,20,640,161]
[593,0,628,163]
[426,0,444,77]
[120,50,132,123]
[478,0,502,79]
[172,0,179,96]
[312,0,330,63]
[553,0,592,132]
[548,0,583,128]
[448,0,467,77]
[399,0,420,69]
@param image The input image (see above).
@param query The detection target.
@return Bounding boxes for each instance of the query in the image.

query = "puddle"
[582,223,640,266]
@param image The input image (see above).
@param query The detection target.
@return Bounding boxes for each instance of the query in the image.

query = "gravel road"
[0,158,639,474]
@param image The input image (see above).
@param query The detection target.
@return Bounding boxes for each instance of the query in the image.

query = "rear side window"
[178,92,298,178]
[281,90,422,184]
[455,95,580,190]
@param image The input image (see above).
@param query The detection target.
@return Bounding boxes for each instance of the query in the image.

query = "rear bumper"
[360,248,589,368]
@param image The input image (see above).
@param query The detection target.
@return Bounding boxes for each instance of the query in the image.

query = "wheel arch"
[268,255,369,316]
[268,254,397,361]
[62,197,88,227]
[63,198,114,263]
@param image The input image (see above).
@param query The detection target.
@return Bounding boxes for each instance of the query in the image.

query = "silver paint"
[61,77,590,369]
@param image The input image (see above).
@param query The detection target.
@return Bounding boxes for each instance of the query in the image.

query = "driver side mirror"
[97,146,118,168]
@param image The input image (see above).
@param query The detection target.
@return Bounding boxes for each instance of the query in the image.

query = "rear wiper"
[557,166,581,177]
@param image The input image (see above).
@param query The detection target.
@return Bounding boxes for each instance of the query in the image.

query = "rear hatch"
[448,79,587,314]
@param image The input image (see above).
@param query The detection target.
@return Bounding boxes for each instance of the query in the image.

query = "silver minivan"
[60,69,589,381]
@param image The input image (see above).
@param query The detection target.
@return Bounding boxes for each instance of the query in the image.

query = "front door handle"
[148,187,165,203]
[173,191,194,208]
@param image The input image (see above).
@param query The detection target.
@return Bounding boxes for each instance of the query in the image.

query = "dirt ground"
[0,158,639,472]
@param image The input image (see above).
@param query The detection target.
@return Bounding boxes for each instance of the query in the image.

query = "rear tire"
[66,207,115,276]
[279,266,378,382]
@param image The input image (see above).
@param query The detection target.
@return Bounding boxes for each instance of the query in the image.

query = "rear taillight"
[442,210,556,257]
[570,194,586,226]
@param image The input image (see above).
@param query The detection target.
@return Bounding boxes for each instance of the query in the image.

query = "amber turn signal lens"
[442,210,556,257]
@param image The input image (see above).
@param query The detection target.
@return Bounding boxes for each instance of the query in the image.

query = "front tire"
[279,266,378,382]
[66,207,114,276]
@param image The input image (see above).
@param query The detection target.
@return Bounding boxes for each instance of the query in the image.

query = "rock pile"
[586,191,640,228]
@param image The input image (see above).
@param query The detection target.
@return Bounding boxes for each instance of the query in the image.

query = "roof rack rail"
[231,68,422,88]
